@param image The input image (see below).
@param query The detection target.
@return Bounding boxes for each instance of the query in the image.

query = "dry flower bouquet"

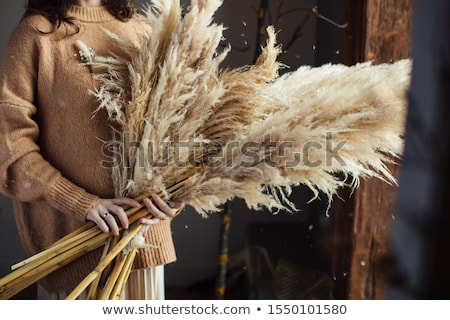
[0,0,411,299]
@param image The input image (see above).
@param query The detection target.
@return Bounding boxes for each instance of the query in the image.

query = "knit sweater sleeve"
[0,19,98,220]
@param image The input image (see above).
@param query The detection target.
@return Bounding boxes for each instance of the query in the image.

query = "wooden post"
[214,202,232,299]
[335,0,413,299]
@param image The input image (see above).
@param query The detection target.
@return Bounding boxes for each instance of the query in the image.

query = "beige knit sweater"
[0,5,176,293]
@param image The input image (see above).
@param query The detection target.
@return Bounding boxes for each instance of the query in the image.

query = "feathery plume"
[93,0,411,215]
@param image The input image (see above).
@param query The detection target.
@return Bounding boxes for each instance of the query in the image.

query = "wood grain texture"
[364,0,413,63]
[340,0,413,300]
[349,164,400,299]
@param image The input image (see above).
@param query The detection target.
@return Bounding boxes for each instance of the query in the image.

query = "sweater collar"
[67,5,115,22]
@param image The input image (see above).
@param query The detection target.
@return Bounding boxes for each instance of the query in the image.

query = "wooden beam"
[364,0,413,63]
[336,0,413,300]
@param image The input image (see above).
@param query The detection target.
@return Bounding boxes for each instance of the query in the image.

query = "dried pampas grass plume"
[0,0,412,301]
[93,0,412,215]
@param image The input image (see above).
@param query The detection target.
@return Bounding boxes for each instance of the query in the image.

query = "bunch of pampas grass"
[94,0,411,215]
[0,0,411,300]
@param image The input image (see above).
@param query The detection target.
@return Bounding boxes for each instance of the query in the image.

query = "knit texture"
[0,5,176,293]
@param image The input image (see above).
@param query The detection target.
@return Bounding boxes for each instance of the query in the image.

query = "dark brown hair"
[23,0,135,32]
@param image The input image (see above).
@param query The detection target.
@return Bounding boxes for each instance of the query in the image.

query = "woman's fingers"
[86,197,140,236]
[152,194,179,217]
[143,194,185,220]
[143,197,168,220]
[108,197,139,230]
[169,200,185,213]
[139,217,160,225]
[101,211,120,236]
[86,205,111,234]
[87,195,184,234]
[111,197,140,209]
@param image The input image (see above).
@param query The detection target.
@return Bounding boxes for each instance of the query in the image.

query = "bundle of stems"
[0,167,198,300]
[1,0,412,299]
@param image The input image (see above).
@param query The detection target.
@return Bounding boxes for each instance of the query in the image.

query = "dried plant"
[0,0,411,300]
[94,0,410,215]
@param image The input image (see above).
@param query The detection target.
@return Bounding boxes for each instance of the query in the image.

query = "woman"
[0,0,183,299]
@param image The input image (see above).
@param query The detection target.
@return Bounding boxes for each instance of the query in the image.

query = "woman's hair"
[23,0,135,32]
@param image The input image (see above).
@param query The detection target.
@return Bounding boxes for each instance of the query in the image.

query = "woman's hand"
[85,194,185,236]
[86,197,140,236]
[140,193,185,226]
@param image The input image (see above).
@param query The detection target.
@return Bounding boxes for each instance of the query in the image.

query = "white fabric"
[121,266,165,300]
[37,265,165,300]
